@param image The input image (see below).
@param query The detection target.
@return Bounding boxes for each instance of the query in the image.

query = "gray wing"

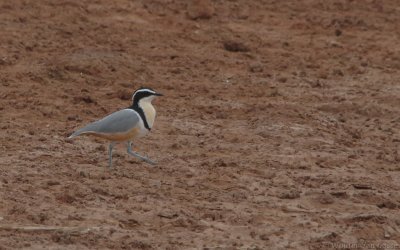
[69,109,140,138]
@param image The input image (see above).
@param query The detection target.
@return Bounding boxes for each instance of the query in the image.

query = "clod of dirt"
[268,88,281,97]
[170,68,182,74]
[126,240,152,250]
[346,214,387,223]
[249,64,263,73]
[56,194,76,204]
[119,218,140,229]
[223,41,250,52]
[47,68,65,80]
[0,58,10,65]
[39,137,47,142]
[348,65,365,74]
[352,183,373,190]
[330,191,348,198]
[158,209,178,219]
[214,159,228,167]
[187,0,214,20]
[47,180,60,186]
[96,145,106,151]
[51,232,73,244]
[79,171,89,178]
[278,189,301,199]
[187,179,196,187]
[277,76,287,83]
[317,194,334,204]
[317,69,328,79]
[73,96,95,104]
[332,68,344,76]
[28,212,48,224]
[377,200,398,209]
[115,89,132,100]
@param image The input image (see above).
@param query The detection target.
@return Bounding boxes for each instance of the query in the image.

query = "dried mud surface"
[1,0,400,249]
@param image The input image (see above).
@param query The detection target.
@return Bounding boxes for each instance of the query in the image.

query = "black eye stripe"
[132,91,153,101]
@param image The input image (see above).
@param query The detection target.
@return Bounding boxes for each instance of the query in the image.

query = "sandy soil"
[1,0,400,249]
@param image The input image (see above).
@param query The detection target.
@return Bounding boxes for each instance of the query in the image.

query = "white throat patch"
[138,97,156,128]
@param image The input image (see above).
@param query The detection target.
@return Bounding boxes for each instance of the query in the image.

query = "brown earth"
[1,0,400,249]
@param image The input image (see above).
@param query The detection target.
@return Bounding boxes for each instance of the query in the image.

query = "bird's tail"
[68,121,99,139]
[68,131,80,139]
[68,128,88,139]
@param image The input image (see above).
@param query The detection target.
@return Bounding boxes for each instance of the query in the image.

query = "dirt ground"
[1,0,400,249]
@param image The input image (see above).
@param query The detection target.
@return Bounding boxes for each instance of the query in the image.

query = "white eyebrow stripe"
[134,89,156,94]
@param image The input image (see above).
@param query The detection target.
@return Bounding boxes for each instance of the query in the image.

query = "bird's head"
[131,87,163,105]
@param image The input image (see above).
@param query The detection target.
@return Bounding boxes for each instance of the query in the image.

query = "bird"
[68,87,162,168]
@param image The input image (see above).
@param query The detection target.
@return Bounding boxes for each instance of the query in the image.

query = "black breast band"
[130,105,151,131]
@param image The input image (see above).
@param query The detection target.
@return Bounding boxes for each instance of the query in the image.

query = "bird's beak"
[155,92,163,96]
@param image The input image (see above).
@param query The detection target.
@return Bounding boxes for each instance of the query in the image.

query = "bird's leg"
[108,142,116,168]
[126,141,156,165]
